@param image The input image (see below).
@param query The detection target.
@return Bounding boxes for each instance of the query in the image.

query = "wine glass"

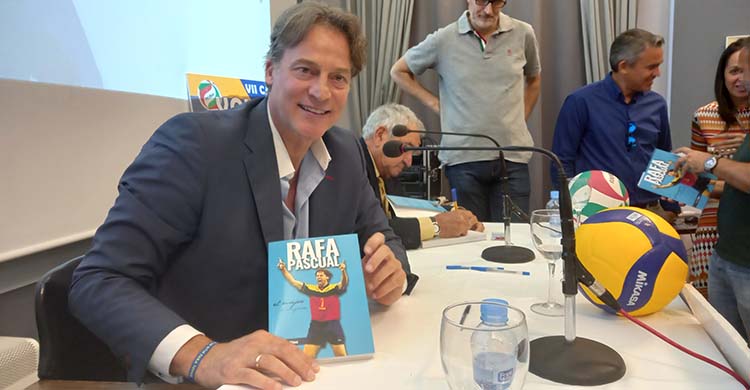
[529,209,564,316]
[440,300,529,390]
[571,186,592,229]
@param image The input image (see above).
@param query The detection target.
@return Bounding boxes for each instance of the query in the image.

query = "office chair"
[35,256,127,381]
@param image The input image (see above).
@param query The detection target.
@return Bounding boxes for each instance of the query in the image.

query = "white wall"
[0,80,187,262]
[0,1,274,262]
[0,0,271,99]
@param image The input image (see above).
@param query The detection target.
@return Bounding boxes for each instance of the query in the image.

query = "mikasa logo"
[627,271,649,306]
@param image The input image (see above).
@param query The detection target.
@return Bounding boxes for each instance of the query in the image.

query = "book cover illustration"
[268,234,374,361]
[638,148,716,210]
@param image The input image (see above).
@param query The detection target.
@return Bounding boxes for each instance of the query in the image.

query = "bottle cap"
[550,190,559,199]
[480,298,509,325]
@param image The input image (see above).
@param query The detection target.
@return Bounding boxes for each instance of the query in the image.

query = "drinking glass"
[571,186,592,229]
[440,301,529,390]
[529,209,564,316]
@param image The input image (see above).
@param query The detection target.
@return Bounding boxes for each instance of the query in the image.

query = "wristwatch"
[430,216,440,236]
[704,156,721,173]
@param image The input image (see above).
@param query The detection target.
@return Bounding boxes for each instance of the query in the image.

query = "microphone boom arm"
[393,128,529,252]
[394,143,621,305]
[390,140,630,389]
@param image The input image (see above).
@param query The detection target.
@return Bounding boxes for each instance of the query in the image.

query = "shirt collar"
[604,72,645,104]
[457,10,514,36]
[266,102,331,180]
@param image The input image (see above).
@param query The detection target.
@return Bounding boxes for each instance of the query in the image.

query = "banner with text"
[186,73,267,112]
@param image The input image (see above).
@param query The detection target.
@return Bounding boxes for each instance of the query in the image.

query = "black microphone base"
[529,335,626,386]
[481,245,535,264]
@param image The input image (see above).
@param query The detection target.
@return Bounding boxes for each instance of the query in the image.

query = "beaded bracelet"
[186,340,217,383]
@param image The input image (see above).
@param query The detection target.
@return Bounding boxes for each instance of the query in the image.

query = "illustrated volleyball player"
[277,259,349,357]
[653,162,712,206]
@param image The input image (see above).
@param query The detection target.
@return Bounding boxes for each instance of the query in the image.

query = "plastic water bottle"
[471,298,517,390]
[546,190,560,210]
[546,191,562,238]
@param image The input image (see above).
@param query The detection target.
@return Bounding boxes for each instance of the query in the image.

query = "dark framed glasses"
[475,0,506,9]
[626,122,637,151]
[403,142,423,157]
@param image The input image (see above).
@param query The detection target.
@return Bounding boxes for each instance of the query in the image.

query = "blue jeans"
[444,160,530,223]
[709,251,750,341]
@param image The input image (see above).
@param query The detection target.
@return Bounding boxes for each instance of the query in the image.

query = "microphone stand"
[481,153,536,263]
[393,127,534,264]
[530,149,626,386]
[390,142,626,385]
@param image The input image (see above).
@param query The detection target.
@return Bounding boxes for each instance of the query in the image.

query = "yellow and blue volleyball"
[568,170,629,224]
[576,207,688,316]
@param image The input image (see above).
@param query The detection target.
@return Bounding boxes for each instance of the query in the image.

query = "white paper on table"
[421,229,487,249]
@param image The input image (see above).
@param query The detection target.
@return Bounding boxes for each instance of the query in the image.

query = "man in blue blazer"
[69,3,414,389]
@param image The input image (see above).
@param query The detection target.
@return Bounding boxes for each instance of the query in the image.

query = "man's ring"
[255,354,264,369]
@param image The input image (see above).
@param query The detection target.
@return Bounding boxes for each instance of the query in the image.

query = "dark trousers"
[444,160,530,223]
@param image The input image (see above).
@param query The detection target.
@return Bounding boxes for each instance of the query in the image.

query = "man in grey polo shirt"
[391,0,541,223]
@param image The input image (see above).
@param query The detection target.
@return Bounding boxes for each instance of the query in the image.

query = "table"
[291,223,743,389]
[31,224,744,389]
[25,381,207,390]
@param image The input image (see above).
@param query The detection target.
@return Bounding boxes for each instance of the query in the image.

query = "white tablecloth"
[228,223,744,389]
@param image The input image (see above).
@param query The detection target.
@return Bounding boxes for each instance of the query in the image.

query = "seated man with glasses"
[359,104,484,250]
[551,28,679,223]
[391,0,541,224]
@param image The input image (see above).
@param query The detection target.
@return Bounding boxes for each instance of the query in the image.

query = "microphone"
[383,141,620,306]
[385,144,535,262]
[391,124,500,147]
[387,128,532,261]
[381,140,626,386]
[391,125,438,147]
[390,124,410,137]
[383,140,411,158]
[389,126,529,221]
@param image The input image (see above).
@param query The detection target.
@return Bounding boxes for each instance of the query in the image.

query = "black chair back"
[35,256,127,380]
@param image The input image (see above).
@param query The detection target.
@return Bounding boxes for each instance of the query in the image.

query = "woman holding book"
[688,38,750,298]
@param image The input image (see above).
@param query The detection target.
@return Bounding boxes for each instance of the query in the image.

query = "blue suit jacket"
[358,137,423,250]
[69,99,411,381]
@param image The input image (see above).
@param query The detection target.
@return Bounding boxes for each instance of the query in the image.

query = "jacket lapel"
[243,98,284,245]
[359,137,380,196]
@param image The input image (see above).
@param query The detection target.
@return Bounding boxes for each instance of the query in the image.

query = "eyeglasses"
[403,142,423,157]
[474,0,506,9]
[626,122,637,151]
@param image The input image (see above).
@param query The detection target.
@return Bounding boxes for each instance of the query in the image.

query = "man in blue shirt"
[552,28,678,223]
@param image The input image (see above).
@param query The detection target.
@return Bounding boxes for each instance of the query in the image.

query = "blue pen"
[451,188,459,210]
[446,265,530,276]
